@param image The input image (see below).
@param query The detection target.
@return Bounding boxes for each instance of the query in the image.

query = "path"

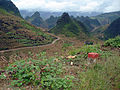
[0,33,60,53]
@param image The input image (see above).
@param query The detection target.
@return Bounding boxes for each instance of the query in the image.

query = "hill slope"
[104,17,120,39]
[49,12,88,39]
[0,1,55,50]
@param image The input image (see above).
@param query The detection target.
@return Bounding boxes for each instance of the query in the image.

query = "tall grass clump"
[78,55,120,89]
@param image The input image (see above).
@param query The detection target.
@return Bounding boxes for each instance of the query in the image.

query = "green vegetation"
[69,45,111,58]
[0,40,120,89]
[21,20,46,36]
[104,36,120,48]
[62,43,73,48]
[78,55,120,89]
[0,52,74,89]
[0,10,55,50]
[0,8,10,15]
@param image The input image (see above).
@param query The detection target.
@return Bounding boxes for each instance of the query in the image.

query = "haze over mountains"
[20,10,102,20]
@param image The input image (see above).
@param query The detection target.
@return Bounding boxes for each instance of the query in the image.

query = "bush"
[104,36,120,48]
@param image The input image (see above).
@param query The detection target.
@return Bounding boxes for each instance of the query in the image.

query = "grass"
[0,8,11,15]
[69,44,111,58]
[77,55,120,90]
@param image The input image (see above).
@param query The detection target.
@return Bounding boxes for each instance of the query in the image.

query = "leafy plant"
[104,36,120,48]
[0,52,74,89]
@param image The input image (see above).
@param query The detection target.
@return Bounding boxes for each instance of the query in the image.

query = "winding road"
[0,33,60,53]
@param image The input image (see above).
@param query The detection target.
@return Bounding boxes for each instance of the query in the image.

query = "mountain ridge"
[49,12,88,39]
[0,0,21,17]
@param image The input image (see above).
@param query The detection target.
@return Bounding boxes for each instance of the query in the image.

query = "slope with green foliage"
[49,12,88,39]
[0,8,55,50]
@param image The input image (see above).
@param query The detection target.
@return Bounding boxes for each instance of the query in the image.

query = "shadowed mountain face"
[45,16,58,29]
[56,13,71,25]
[25,11,48,28]
[92,11,120,25]
[104,17,120,39]
[49,12,88,39]
[76,16,101,31]
[0,0,21,17]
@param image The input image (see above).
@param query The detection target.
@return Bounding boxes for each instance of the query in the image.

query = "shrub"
[104,36,120,48]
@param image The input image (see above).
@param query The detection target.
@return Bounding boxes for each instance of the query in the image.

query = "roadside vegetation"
[0,37,120,89]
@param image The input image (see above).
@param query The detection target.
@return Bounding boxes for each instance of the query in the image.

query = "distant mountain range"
[20,10,102,20]
[21,7,120,40]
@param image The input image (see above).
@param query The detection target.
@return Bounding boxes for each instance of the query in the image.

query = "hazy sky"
[12,0,120,12]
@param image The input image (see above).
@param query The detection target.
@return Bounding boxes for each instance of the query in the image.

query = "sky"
[12,0,120,12]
